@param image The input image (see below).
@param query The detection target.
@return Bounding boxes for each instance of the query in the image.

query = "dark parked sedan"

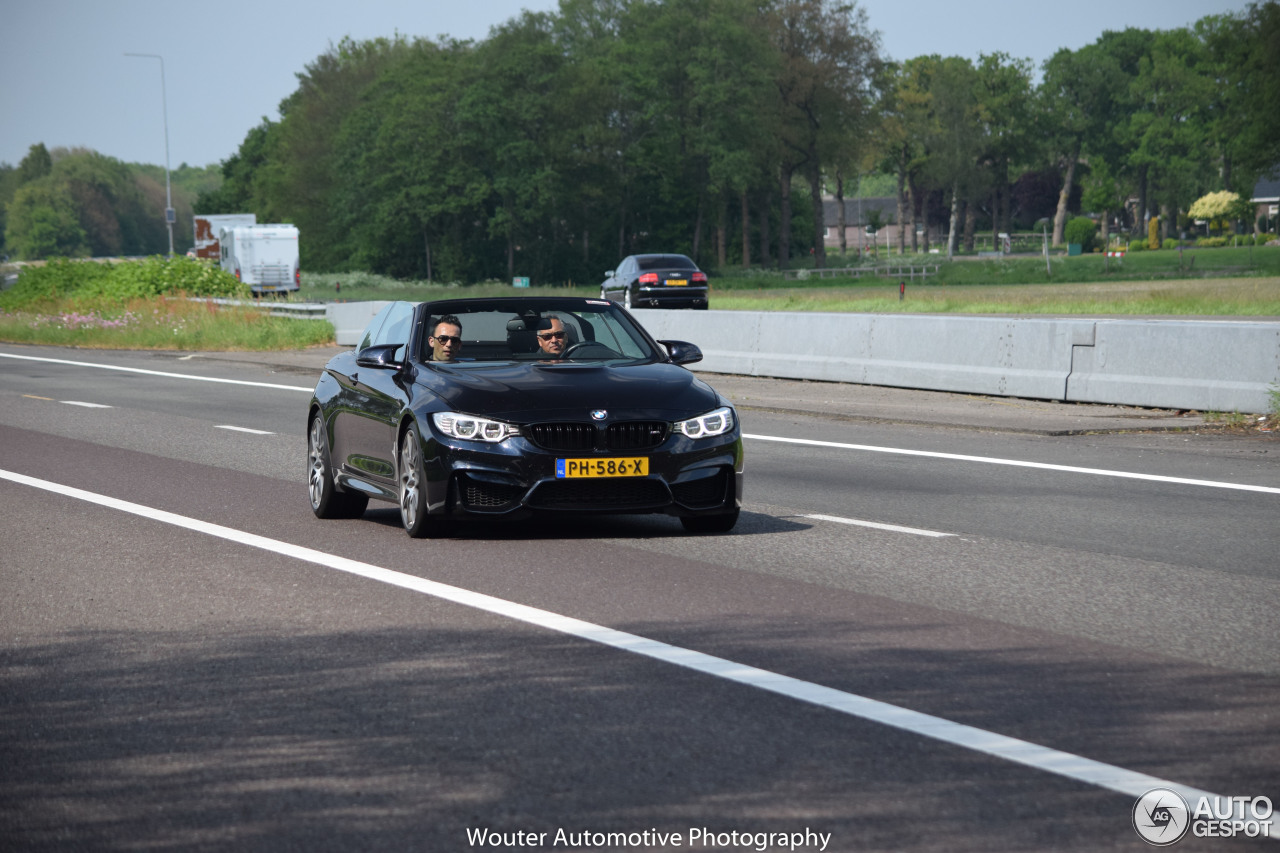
[600,253,709,310]
[307,296,742,536]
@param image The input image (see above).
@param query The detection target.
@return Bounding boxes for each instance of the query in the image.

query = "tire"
[680,508,739,534]
[308,413,368,519]
[398,423,434,538]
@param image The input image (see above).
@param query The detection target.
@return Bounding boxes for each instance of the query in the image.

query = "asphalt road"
[1,344,1277,852]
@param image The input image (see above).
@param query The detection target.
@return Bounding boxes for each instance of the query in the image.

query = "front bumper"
[421,428,743,520]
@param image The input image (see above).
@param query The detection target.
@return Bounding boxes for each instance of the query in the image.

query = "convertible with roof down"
[307,297,742,536]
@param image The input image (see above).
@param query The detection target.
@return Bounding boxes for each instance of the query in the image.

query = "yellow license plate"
[667,279,688,286]
[556,457,649,478]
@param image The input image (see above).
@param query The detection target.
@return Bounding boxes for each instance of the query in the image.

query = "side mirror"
[657,339,703,366]
[605,270,615,278]
[356,343,403,369]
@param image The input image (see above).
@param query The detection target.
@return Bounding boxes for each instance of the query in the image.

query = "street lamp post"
[125,52,174,256]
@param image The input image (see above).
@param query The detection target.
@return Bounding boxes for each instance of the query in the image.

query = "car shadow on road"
[360,507,810,540]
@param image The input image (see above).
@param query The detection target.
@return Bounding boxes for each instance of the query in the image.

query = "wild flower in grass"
[22,309,140,330]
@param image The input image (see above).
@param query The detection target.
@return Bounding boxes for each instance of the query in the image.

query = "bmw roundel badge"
[590,409,607,421]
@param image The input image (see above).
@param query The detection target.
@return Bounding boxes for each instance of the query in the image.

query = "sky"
[2,0,1253,171]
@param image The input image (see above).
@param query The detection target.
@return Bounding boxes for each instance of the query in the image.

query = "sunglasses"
[538,331,566,341]
[433,335,462,345]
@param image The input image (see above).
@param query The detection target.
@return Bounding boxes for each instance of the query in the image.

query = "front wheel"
[398,423,434,538]
[308,413,368,519]
[680,509,739,534]
[624,288,633,310]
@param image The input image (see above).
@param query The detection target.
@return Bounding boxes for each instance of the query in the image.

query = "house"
[1250,168,1279,232]
[821,196,941,250]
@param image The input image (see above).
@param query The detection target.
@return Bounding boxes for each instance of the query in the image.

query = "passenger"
[536,316,568,357]
[429,315,463,362]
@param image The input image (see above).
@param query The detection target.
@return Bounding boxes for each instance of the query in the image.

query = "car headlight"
[431,412,521,443]
[673,406,735,439]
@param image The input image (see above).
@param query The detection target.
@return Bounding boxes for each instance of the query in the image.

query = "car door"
[336,301,415,485]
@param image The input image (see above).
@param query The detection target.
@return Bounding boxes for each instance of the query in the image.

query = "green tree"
[5,180,88,259]
[878,59,933,253]
[921,56,984,258]
[1127,27,1215,241]
[17,143,53,185]
[766,0,882,269]
[0,164,17,257]
[3,148,168,259]
[1193,13,1252,193]
[194,120,278,218]
[973,53,1038,248]
[262,36,410,270]
[336,38,488,280]
[1229,1,1280,191]
[1041,42,1123,246]
[463,13,570,281]
[56,149,165,256]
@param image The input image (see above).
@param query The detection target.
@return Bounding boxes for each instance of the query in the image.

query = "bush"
[1064,217,1098,253]
[0,256,248,309]
[1128,239,1147,252]
[1188,190,1243,221]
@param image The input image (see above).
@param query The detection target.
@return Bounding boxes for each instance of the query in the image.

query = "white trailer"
[219,224,300,294]
[192,213,256,261]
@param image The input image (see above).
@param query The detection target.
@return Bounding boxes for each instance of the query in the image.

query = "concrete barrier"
[325,302,1280,413]
[327,301,391,346]
[1067,319,1280,412]
[641,310,1095,402]
[638,309,1280,413]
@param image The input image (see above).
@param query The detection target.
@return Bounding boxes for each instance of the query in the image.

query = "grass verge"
[708,277,1280,315]
[0,296,334,350]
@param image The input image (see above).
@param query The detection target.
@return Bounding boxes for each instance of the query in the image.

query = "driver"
[535,316,568,357]
[429,314,463,362]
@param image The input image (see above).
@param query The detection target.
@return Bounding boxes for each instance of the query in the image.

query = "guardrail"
[198,297,329,320]
[783,264,939,281]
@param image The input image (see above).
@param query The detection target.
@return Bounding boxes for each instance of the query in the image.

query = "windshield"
[419,298,659,364]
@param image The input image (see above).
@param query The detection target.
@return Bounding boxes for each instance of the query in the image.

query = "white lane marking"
[215,425,275,435]
[0,466,1252,816]
[745,433,1280,495]
[804,513,955,538]
[0,352,312,393]
[60,401,112,408]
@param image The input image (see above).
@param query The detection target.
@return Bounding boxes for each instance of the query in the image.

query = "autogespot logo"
[1134,788,1191,846]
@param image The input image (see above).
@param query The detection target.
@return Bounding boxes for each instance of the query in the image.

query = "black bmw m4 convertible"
[307,297,742,537]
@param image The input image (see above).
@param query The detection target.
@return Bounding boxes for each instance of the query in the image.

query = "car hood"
[413,359,725,421]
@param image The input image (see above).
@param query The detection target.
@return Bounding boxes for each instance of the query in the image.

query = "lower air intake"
[528,478,670,511]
